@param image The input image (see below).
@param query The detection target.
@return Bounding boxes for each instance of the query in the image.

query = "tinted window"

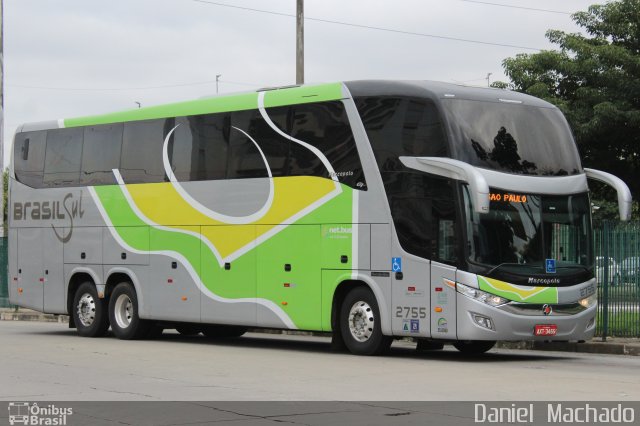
[14,131,46,188]
[81,124,123,185]
[289,101,366,189]
[443,99,581,175]
[120,119,166,183]
[355,96,448,171]
[384,172,457,262]
[227,110,270,179]
[44,127,83,186]
[247,107,290,177]
[172,114,228,181]
[355,96,455,260]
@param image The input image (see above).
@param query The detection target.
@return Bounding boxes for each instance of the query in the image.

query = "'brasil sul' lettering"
[13,192,85,243]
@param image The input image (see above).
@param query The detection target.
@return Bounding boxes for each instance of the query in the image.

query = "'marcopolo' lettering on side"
[13,192,85,243]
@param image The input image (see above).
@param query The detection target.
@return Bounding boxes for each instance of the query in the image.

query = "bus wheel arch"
[68,273,109,338]
[332,280,391,355]
[106,277,151,340]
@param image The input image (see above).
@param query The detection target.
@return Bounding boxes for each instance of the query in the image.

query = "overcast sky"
[4,0,599,167]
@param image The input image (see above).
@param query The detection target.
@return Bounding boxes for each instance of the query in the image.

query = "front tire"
[73,282,109,337]
[453,340,496,355]
[339,286,391,355]
[108,282,150,340]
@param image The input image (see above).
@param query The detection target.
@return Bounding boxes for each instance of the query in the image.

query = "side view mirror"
[584,168,632,221]
[399,156,490,214]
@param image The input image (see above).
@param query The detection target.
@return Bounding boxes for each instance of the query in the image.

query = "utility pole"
[486,72,492,87]
[296,0,304,85]
[216,74,221,94]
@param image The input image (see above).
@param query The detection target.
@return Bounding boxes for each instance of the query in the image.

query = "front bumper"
[456,293,597,341]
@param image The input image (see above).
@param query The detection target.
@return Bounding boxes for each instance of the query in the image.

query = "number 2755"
[395,306,427,319]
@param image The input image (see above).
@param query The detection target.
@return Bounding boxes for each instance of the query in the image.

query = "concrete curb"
[2,309,639,356]
[0,310,69,323]
[498,340,640,356]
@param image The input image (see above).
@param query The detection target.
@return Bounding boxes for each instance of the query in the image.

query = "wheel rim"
[76,293,96,327]
[348,300,375,342]
[114,294,133,329]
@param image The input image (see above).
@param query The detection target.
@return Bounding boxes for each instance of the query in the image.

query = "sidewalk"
[2,308,639,356]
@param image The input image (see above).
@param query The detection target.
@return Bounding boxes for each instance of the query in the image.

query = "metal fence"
[594,221,640,338]
[0,224,638,336]
[0,237,8,308]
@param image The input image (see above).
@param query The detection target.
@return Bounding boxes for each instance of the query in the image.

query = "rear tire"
[453,340,496,355]
[108,282,150,340]
[201,325,247,338]
[73,282,109,338]
[339,286,391,355]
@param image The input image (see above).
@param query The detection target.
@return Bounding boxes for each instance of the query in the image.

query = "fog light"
[472,313,494,330]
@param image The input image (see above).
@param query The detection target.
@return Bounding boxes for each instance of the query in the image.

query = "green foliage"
[497,0,640,208]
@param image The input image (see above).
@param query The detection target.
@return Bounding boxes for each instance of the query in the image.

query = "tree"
[496,0,640,220]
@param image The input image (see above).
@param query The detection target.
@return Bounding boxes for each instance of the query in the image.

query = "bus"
[8,80,632,355]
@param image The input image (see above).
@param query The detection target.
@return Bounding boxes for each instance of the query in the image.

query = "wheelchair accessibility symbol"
[392,257,402,272]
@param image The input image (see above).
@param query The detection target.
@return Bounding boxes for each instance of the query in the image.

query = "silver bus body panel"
[9,80,606,345]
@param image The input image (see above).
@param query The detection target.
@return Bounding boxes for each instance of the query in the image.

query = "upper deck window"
[442,99,582,176]
[354,96,448,171]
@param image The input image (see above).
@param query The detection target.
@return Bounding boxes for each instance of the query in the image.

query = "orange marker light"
[181,296,187,301]
[281,301,288,306]
[18,288,23,294]
[434,306,443,313]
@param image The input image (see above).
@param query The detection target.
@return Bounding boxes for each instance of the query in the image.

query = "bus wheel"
[201,325,247,338]
[339,287,391,355]
[108,282,150,340]
[73,282,109,338]
[453,340,496,355]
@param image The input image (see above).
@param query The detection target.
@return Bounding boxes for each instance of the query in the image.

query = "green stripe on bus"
[64,83,344,128]
[93,181,354,329]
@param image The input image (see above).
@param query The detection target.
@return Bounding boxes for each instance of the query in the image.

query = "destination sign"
[489,193,528,203]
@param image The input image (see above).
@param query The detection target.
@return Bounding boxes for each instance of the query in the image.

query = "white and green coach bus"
[9,80,632,355]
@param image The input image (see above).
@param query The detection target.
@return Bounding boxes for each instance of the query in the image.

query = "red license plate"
[534,324,557,336]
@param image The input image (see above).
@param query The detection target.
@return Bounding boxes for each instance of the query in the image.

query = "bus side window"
[121,119,166,183]
[81,123,123,185]
[43,128,83,187]
[227,110,270,180]
[14,131,46,188]
[289,101,366,189]
[177,114,228,181]
[248,107,290,178]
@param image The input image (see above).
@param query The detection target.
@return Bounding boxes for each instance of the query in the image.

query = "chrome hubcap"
[348,300,375,342]
[77,293,96,327]
[114,294,133,329]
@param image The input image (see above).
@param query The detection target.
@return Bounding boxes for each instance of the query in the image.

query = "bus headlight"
[579,293,597,309]
[456,283,509,307]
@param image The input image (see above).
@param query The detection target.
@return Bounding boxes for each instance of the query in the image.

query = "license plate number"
[534,325,557,336]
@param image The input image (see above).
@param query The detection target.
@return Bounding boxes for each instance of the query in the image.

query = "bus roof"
[16,80,555,133]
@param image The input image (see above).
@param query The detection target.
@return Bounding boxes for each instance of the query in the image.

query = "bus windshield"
[463,187,593,284]
[443,99,582,176]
